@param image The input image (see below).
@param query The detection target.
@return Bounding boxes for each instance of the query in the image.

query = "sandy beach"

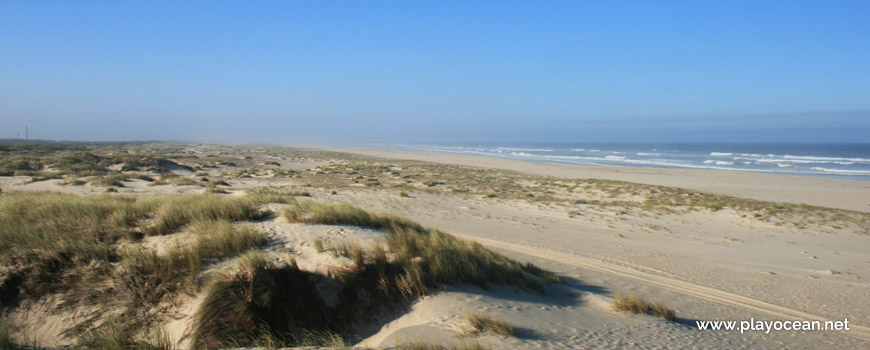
[331,147,870,213]
[2,143,868,349]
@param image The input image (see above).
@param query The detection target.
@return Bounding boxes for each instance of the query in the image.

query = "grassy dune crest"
[284,200,564,295]
[189,200,566,348]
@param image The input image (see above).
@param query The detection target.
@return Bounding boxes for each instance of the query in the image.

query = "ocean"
[385,143,870,180]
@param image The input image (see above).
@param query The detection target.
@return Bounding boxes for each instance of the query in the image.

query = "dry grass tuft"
[330,239,367,268]
[0,191,275,306]
[116,245,201,305]
[284,200,425,233]
[465,313,515,337]
[118,220,266,305]
[313,237,327,253]
[76,317,170,350]
[612,293,676,321]
[192,252,334,349]
[245,187,311,204]
[191,220,267,260]
[0,315,11,350]
[143,195,262,235]
[0,192,147,297]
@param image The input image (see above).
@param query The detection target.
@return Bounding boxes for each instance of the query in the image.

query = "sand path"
[451,232,870,342]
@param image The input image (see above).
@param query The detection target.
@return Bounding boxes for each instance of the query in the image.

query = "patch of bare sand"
[322,188,870,348]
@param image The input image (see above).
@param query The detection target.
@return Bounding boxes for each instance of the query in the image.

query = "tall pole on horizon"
[25,126,28,140]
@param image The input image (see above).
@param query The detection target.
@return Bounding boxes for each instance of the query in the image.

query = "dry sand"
[4,144,869,349]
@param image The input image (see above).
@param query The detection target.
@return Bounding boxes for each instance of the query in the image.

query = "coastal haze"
[1,1,869,350]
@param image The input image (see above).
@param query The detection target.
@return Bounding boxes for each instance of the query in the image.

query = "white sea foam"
[811,167,870,175]
[505,152,845,175]
[755,158,855,165]
[406,144,870,178]
[511,152,536,157]
[784,155,870,163]
[496,147,554,152]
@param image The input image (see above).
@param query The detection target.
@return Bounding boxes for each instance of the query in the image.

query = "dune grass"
[612,293,676,321]
[117,245,201,305]
[0,147,183,179]
[192,252,334,349]
[142,195,263,235]
[118,220,267,305]
[0,191,275,304]
[292,329,348,349]
[283,200,426,232]
[0,190,277,346]
[0,192,148,297]
[76,317,170,350]
[87,173,129,187]
[464,313,515,337]
[313,237,327,252]
[191,220,267,260]
[330,239,367,267]
[244,187,312,204]
[0,314,11,350]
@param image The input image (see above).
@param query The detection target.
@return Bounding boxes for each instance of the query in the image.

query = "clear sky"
[2,1,869,144]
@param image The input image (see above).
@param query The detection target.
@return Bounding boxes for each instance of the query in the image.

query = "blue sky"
[1,1,869,143]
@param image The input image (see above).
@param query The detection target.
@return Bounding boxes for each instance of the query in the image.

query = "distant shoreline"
[325,145,870,213]
[360,142,870,181]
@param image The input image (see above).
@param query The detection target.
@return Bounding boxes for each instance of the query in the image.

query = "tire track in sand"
[452,233,870,341]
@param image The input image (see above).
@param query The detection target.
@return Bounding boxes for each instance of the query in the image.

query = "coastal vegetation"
[464,313,516,337]
[0,183,563,348]
[611,293,676,322]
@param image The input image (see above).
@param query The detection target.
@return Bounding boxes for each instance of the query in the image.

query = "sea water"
[385,143,870,180]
